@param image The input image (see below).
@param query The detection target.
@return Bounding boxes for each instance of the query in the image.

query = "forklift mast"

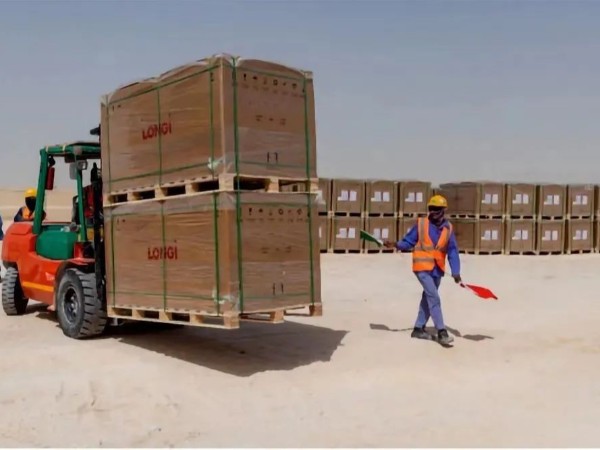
[90,124,106,304]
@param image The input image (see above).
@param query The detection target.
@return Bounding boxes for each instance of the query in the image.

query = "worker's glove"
[452,275,462,284]
[382,240,395,249]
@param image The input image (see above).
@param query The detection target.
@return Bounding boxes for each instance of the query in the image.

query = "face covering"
[25,197,36,212]
[428,209,445,226]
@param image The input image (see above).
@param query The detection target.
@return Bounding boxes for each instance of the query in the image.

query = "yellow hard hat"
[428,195,448,208]
[25,188,37,198]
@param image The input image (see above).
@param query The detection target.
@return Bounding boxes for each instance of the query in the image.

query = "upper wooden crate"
[101,54,317,195]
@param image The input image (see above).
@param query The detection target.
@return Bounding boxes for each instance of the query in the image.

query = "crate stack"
[328,179,365,253]
[565,184,594,254]
[534,184,567,255]
[396,181,431,247]
[504,183,537,254]
[100,53,322,327]
[363,180,397,253]
[438,182,505,255]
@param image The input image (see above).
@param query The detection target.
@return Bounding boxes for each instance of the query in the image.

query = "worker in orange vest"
[384,195,461,346]
[14,188,46,222]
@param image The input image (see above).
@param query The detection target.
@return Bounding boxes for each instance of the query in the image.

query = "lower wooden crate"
[452,218,504,254]
[504,219,536,254]
[104,191,321,322]
[330,216,363,252]
[363,216,397,252]
[536,220,565,254]
[565,218,593,254]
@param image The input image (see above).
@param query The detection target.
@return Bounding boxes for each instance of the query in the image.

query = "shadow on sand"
[369,323,494,342]
[35,309,348,377]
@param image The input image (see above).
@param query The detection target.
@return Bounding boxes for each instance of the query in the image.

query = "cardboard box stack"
[363,180,396,253]
[535,184,566,254]
[330,179,364,252]
[101,53,322,326]
[565,184,594,254]
[504,183,536,254]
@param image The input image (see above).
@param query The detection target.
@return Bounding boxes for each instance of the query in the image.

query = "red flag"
[460,282,498,300]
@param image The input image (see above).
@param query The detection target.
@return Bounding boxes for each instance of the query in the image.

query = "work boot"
[437,329,454,346]
[411,326,432,340]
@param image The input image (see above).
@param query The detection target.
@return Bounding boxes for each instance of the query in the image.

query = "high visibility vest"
[412,217,453,272]
[21,207,34,221]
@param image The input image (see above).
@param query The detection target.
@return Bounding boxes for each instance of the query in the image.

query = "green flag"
[360,229,383,247]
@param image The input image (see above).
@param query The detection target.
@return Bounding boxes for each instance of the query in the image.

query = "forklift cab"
[33,143,102,261]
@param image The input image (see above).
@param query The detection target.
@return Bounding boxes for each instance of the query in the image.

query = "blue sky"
[1,0,600,189]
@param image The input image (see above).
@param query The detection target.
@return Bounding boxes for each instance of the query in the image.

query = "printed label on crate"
[382,228,389,239]
[512,229,529,240]
[319,226,322,239]
[348,228,356,239]
[406,192,424,203]
[336,228,347,239]
[338,190,349,201]
[573,229,589,240]
[513,194,530,205]
[372,191,382,202]
[552,230,559,240]
[482,229,499,241]
[373,228,381,239]
[482,193,500,205]
[543,194,561,206]
[544,230,559,241]
[349,191,357,202]
[573,195,589,206]
[383,192,391,202]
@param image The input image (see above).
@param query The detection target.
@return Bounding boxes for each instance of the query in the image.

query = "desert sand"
[0,235,599,447]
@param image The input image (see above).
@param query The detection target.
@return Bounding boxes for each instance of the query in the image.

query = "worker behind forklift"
[14,188,46,222]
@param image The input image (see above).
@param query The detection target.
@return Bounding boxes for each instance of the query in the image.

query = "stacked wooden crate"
[396,181,431,249]
[100,53,322,328]
[363,180,397,253]
[504,183,537,254]
[535,184,566,255]
[565,185,594,254]
[438,182,505,255]
[329,179,364,253]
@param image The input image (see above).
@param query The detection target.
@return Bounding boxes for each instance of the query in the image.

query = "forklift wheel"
[56,268,107,339]
[2,267,29,315]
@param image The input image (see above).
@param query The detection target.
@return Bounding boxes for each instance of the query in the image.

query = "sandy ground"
[0,249,599,447]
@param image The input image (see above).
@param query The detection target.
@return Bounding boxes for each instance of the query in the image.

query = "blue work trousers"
[414,271,445,330]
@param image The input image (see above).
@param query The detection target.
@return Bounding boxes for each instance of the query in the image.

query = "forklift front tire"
[1,267,28,316]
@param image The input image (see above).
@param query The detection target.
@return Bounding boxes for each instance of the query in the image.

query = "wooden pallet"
[365,249,395,254]
[284,303,323,317]
[330,249,361,254]
[566,215,593,220]
[537,216,565,221]
[331,212,362,217]
[508,215,536,220]
[106,304,310,329]
[536,251,564,255]
[505,251,537,256]
[104,174,319,205]
[565,249,593,255]
[401,213,427,218]
[364,212,396,218]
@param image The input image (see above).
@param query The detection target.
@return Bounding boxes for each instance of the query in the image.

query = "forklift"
[1,126,109,338]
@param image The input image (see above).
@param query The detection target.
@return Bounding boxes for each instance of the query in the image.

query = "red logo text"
[147,245,178,260]
[142,122,172,141]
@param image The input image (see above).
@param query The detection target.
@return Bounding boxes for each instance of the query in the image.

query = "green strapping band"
[232,57,245,313]
[110,214,117,307]
[302,76,315,306]
[160,202,167,310]
[156,90,163,184]
[209,69,221,315]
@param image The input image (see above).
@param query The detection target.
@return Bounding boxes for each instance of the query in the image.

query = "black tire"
[2,267,28,315]
[56,268,107,339]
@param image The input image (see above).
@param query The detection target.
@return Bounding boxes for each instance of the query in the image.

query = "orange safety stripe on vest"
[21,207,34,220]
[412,217,453,272]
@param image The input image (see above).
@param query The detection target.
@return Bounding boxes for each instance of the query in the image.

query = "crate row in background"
[312,179,598,220]
[318,215,600,255]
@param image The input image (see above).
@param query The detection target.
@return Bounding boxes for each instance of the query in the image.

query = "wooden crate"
[438,182,504,218]
[330,179,364,215]
[505,184,536,218]
[101,54,317,194]
[330,216,362,252]
[397,181,431,216]
[365,180,396,216]
[566,184,594,219]
[535,220,565,254]
[476,219,504,254]
[363,216,396,252]
[104,192,321,326]
[536,185,566,219]
[504,219,536,254]
[398,216,418,240]
[452,219,477,253]
[565,219,593,254]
